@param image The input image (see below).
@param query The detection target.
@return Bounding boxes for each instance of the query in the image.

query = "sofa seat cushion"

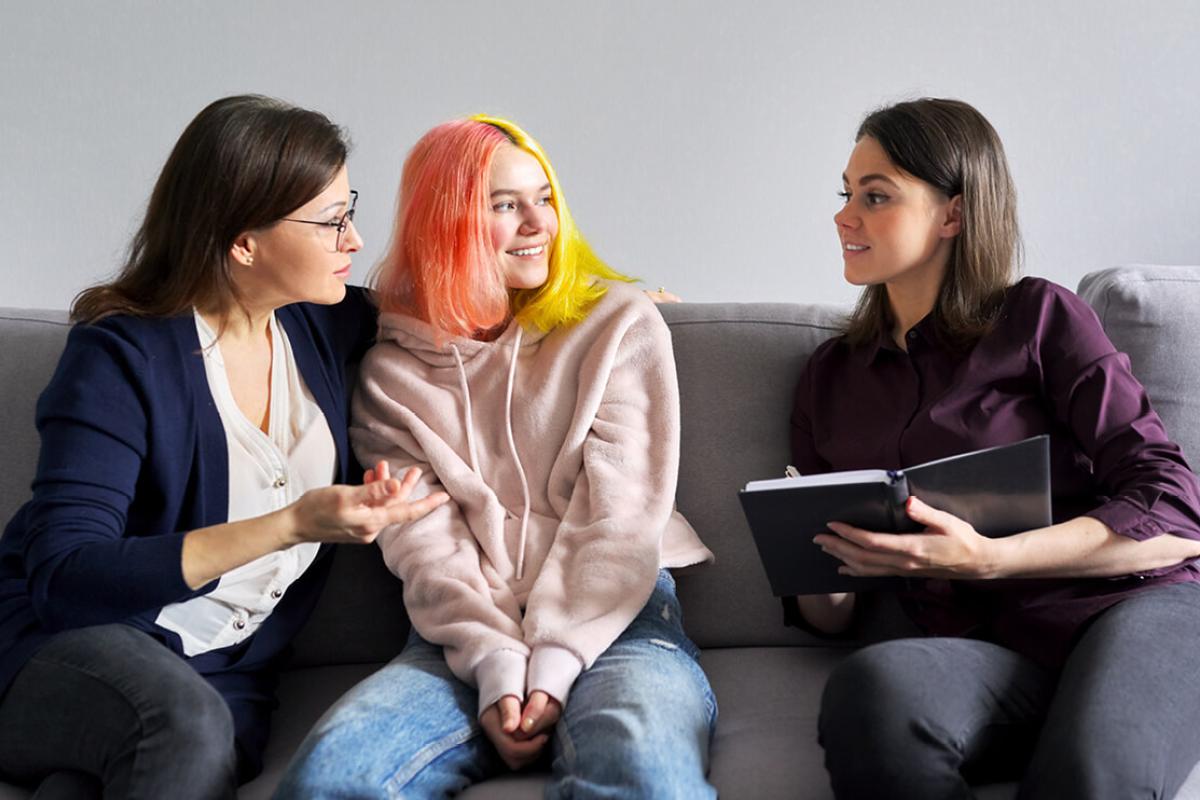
[236,647,1039,800]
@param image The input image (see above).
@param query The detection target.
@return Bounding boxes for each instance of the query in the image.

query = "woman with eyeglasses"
[275,116,717,798]
[0,95,447,798]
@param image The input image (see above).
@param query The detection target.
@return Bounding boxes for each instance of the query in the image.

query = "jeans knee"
[150,674,235,764]
[553,694,714,799]
[278,706,488,800]
[101,672,237,800]
[819,642,972,799]
[552,744,713,800]
[819,644,904,744]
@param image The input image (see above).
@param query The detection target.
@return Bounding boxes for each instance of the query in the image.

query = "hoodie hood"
[376,311,550,368]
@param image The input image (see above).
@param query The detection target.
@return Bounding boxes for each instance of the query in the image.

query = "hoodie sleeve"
[520,301,679,707]
[351,352,531,717]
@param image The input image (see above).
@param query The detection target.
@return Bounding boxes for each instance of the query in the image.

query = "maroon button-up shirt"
[791,277,1200,667]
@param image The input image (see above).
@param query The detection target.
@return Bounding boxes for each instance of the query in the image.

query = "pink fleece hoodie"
[351,282,712,715]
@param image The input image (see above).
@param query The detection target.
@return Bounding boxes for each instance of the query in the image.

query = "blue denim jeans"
[277,570,717,799]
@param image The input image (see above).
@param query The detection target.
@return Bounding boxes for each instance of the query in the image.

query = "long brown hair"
[72,95,349,323]
[843,98,1021,348]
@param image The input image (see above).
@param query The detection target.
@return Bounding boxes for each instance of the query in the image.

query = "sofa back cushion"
[659,302,876,648]
[1077,265,1200,469]
[0,310,71,526]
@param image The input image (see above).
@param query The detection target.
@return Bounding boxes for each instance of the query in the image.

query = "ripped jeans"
[276,569,717,799]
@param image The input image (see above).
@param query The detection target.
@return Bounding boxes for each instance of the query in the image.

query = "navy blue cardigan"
[0,286,376,775]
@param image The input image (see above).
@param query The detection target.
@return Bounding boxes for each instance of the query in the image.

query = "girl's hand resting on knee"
[282,461,449,547]
[481,695,551,770]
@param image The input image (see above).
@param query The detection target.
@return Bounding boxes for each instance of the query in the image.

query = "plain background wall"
[2,1,1198,310]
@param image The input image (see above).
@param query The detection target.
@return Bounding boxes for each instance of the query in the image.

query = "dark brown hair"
[843,98,1021,348]
[72,95,349,322]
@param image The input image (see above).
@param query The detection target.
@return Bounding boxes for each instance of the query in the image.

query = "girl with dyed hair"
[277,117,718,798]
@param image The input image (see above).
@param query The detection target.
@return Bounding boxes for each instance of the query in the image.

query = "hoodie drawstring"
[450,334,533,581]
[450,345,481,474]
[504,328,532,581]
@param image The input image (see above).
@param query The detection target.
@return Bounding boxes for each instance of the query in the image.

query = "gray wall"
[3,1,1198,310]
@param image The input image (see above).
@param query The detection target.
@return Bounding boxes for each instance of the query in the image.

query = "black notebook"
[738,435,1052,596]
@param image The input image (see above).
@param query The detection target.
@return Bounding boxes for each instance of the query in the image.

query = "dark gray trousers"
[0,624,237,800]
[819,580,1200,800]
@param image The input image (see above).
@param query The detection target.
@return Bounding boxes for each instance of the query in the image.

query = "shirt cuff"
[474,649,527,719]
[526,644,584,708]
[1087,498,1168,542]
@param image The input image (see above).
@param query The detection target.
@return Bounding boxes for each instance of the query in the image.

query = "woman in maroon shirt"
[800,98,1200,799]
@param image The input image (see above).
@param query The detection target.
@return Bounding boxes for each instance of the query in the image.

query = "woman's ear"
[941,195,963,238]
[229,233,256,267]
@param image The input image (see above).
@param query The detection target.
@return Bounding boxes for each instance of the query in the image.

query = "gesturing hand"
[480,695,550,771]
[813,496,997,580]
[284,461,449,547]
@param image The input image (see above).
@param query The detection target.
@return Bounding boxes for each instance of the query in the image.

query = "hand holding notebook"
[818,494,997,580]
[738,435,1053,595]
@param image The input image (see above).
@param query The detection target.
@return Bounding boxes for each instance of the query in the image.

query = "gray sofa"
[2,264,1199,799]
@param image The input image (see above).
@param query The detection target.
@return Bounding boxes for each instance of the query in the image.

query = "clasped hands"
[481,690,562,770]
[813,495,998,580]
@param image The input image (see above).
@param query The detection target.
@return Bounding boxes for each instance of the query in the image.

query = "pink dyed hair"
[373,120,511,335]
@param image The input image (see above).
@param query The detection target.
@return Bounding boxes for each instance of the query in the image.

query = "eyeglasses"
[282,189,358,250]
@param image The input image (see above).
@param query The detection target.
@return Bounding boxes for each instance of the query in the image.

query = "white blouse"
[154,311,335,656]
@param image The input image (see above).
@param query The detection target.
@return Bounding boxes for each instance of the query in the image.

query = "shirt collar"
[862,328,891,365]
[862,312,938,365]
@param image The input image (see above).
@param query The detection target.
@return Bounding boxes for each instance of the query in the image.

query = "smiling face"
[488,144,558,291]
[834,136,960,295]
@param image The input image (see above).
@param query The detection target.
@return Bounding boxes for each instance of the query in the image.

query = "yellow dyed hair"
[471,114,634,332]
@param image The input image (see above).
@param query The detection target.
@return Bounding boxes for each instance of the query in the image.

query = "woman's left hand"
[813,496,997,579]
[644,288,682,304]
